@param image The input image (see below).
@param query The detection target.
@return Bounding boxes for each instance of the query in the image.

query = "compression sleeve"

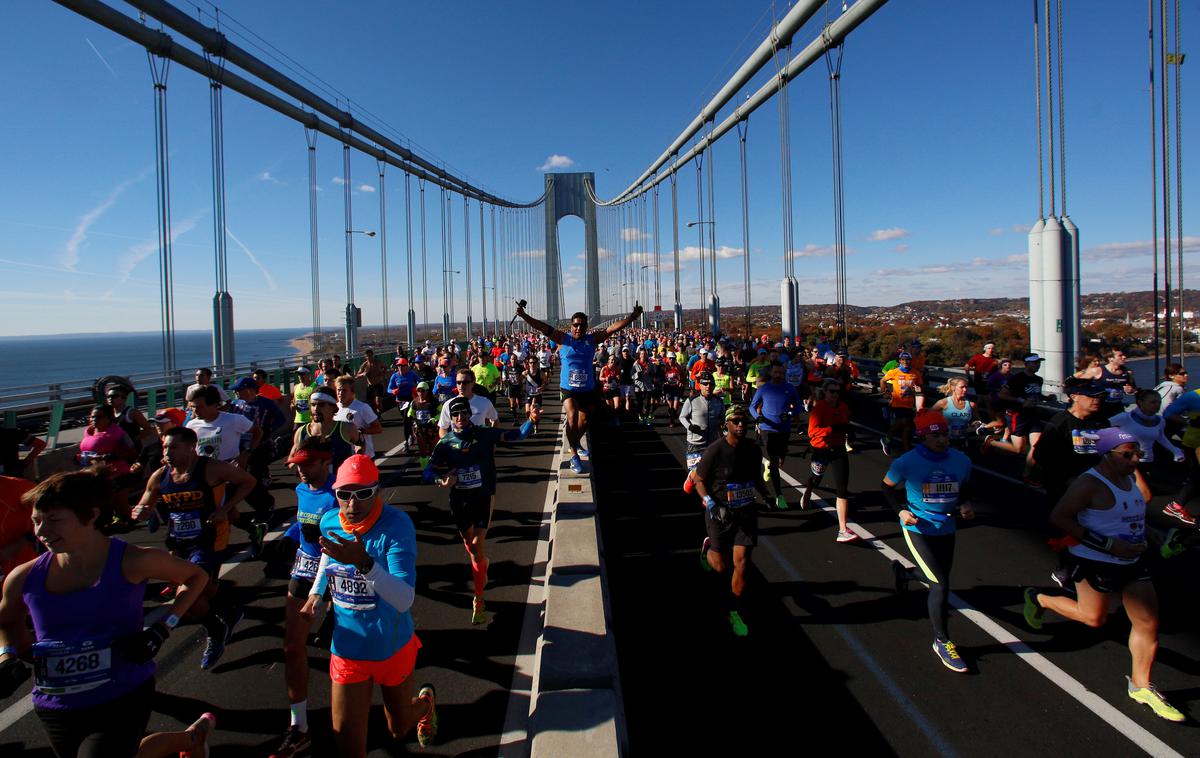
[501,421,535,442]
[363,560,415,613]
[309,553,332,597]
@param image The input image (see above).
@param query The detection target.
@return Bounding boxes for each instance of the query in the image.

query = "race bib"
[415,409,432,423]
[457,465,483,490]
[168,510,203,540]
[810,459,828,477]
[196,431,221,458]
[33,637,112,695]
[1107,386,1123,402]
[294,399,310,412]
[921,473,960,507]
[1071,429,1100,454]
[686,452,703,471]
[327,564,377,611]
[726,481,754,509]
[291,550,321,580]
[77,450,101,466]
[568,369,589,389]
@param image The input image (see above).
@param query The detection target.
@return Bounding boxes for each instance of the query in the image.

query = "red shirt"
[965,353,999,380]
[258,383,283,401]
[0,476,35,575]
[808,400,851,450]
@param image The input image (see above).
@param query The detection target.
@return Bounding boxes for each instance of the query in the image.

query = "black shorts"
[1005,410,1042,438]
[809,447,850,498]
[1067,553,1152,593]
[889,406,915,421]
[36,676,154,758]
[560,388,597,409]
[506,385,524,399]
[526,393,544,407]
[704,506,757,550]
[449,490,494,534]
[601,387,620,400]
[289,575,314,600]
[664,386,683,399]
[761,430,790,461]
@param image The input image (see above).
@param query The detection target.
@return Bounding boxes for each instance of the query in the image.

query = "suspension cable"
[671,168,681,324]
[1057,0,1067,216]
[378,158,388,343]
[147,50,176,372]
[479,200,487,336]
[737,118,751,338]
[695,153,706,314]
[405,171,413,345]
[306,125,320,352]
[1044,0,1056,218]
[419,178,428,329]
[490,205,498,333]
[1034,0,1044,219]
[653,183,661,319]
[1161,0,1173,364]
[706,119,718,304]
[464,195,472,336]
[826,37,848,348]
[1150,0,1161,376]
[1173,0,1185,357]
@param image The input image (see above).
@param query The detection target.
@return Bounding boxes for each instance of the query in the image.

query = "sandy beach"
[290,336,315,355]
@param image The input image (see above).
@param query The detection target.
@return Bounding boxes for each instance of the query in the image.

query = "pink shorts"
[329,634,422,686]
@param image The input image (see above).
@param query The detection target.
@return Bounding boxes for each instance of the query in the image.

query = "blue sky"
[1,0,1196,336]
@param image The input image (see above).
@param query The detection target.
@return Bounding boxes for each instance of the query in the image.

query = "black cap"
[447,396,472,416]
[1066,379,1107,398]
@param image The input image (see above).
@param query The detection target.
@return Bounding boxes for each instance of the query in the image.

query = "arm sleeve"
[364,560,415,613]
[369,524,417,612]
[748,387,764,418]
[1157,424,1184,459]
[308,553,332,597]
[679,398,694,426]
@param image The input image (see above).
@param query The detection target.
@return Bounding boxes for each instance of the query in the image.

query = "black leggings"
[808,448,849,498]
[1170,445,1200,510]
[36,676,154,758]
[902,530,956,641]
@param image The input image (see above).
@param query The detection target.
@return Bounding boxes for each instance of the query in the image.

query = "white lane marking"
[499,416,564,757]
[0,420,417,737]
[771,466,1184,758]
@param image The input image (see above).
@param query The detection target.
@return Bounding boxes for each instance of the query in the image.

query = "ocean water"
[1127,355,1200,390]
[0,328,306,390]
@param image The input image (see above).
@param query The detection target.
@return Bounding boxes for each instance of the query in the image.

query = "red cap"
[333,454,380,489]
[915,410,949,437]
[286,447,332,465]
[396,358,408,365]
[151,408,185,426]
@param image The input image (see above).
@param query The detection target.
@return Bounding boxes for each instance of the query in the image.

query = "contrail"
[85,37,118,78]
[226,228,279,291]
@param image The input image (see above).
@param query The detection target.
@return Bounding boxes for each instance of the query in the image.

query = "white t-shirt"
[335,399,380,457]
[187,411,253,462]
[538,349,553,370]
[186,382,230,404]
[437,394,499,431]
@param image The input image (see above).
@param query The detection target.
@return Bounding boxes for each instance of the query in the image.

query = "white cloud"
[563,275,580,288]
[1012,223,1033,233]
[512,249,544,258]
[538,154,575,171]
[64,173,145,269]
[332,176,347,185]
[257,171,283,185]
[621,227,649,242]
[793,244,836,258]
[357,184,375,193]
[894,243,910,253]
[869,227,910,242]
[988,227,1005,236]
[226,228,279,291]
[677,245,744,261]
[1084,236,1200,260]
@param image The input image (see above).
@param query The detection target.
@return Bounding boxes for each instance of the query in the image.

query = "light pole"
[442,269,461,342]
[344,229,376,356]
[687,220,720,336]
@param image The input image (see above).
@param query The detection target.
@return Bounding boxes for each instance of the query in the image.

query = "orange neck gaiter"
[339,497,383,536]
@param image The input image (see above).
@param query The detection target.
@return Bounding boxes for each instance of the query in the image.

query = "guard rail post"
[45,402,65,449]
[3,412,14,429]
[146,388,158,417]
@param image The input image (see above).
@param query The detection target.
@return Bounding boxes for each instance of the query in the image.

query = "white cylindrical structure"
[1027,218,1045,358]
[1062,215,1081,359]
[709,294,721,336]
[407,309,417,348]
[673,303,684,331]
[1041,216,1068,397]
[780,278,797,338]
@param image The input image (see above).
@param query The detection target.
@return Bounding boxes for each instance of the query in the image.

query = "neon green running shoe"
[416,684,438,746]
[774,495,788,510]
[1023,587,1044,630]
[1160,528,1187,560]
[1127,677,1185,722]
[729,611,748,637]
[762,459,771,483]
[471,596,487,626]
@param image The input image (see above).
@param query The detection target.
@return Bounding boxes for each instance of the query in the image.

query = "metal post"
[378,159,388,343]
[207,54,234,369]
[306,126,321,352]
[670,169,682,330]
[342,139,358,357]
[405,172,416,348]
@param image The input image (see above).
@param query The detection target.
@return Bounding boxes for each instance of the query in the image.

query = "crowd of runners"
[0,302,1196,756]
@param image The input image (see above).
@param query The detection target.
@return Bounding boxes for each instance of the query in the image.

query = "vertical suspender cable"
[695,155,706,316]
[1150,0,1161,376]
[342,139,356,356]
[1161,0,1174,365]
[419,179,428,332]
[653,185,662,324]
[1173,0,1185,357]
[405,172,414,346]
[440,186,449,341]
[491,205,498,333]
[479,201,487,337]
[447,191,455,335]
[1034,0,1044,221]
[148,52,176,373]
[306,126,321,352]
[737,118,752,338]
[378,158,388,343]
[464,195,473,336]
[826,39,848,348]
[1044,0,1056,219]
[206,47,233,368]
[671,169,681,330]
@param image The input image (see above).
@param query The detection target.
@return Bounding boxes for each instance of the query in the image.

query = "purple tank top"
[23,538,153,710]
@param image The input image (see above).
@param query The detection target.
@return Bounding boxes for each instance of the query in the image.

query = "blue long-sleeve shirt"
[387,370,418,400]
[749,381,802,433]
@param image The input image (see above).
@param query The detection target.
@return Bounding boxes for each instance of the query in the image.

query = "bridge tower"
[543,173,600,325]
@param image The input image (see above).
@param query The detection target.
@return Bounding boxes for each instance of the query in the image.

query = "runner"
[803,379,858,542]
[679,371,725,494]
[1097,348,1137,419]
[431,361,457,406]
[355,349,388,415]
[599,354,623,427]
[301,455,438,753]
[425,396,539,624]
[688,405,771,637]
[1161,384,1200,527]
[291,366,316,430]
[749,363,803,510]
[983,354,1046,461]
[501,354,525,422]
[132,426,254,669]
[523,357,545,434]
[516,302,643,473]
[931,377,1000,449]
[407,383,440,468]
[879,351,924,456]
[1109,390,1184,470]
[0,469,218,758]
[334,376,384,459]
[0,475,36,578]
[232,376,287,524]
[471,354,502,403]
[1153,363,1187,407]
[254,368,285,403]
[437,368,498,439]
[964,341,999,397]
[1022,428,1184,722]
[883,410,975,673]
[186,367,230,405]
[293,388,361,468]
[271,438,338,758]
[632,347,658,427]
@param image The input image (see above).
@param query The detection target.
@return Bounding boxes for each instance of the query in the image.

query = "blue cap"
[231,377,257,392]
[1096,427,1138,455]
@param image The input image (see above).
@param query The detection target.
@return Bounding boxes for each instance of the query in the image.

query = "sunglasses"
[456,379,474,385]
[1110,449,1142,460]
[450,410,472,418]
[727,418,747,425]
[571,322,586,328]
[335,485,379,502]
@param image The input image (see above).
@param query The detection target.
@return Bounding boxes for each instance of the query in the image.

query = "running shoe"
[200,631,225,671]
[1022,587,1044,630]
[932,639,968,673]
[799,487,812,511]
[890,560,909,594]
[700,537,712,572]
[471,596,487,626]
[1162,502,1197,527]
[835,529,860,543]
[269,726,310,758]
[416,684,438,747]
[844,440,854,453]
[1126,677,1185,722]
[880,437,892,457]
[774,495,788,510]
[1160,527,1187,560]
[248,521,268,559]
[182,711,217,758]
[1050,567,1075,594]
[577,447,589,458]
[728,610,749,638]
[569,454,583,474]
[418,455,429,469]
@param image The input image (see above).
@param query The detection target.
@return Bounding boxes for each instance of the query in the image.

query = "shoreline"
[290,336,314,355]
